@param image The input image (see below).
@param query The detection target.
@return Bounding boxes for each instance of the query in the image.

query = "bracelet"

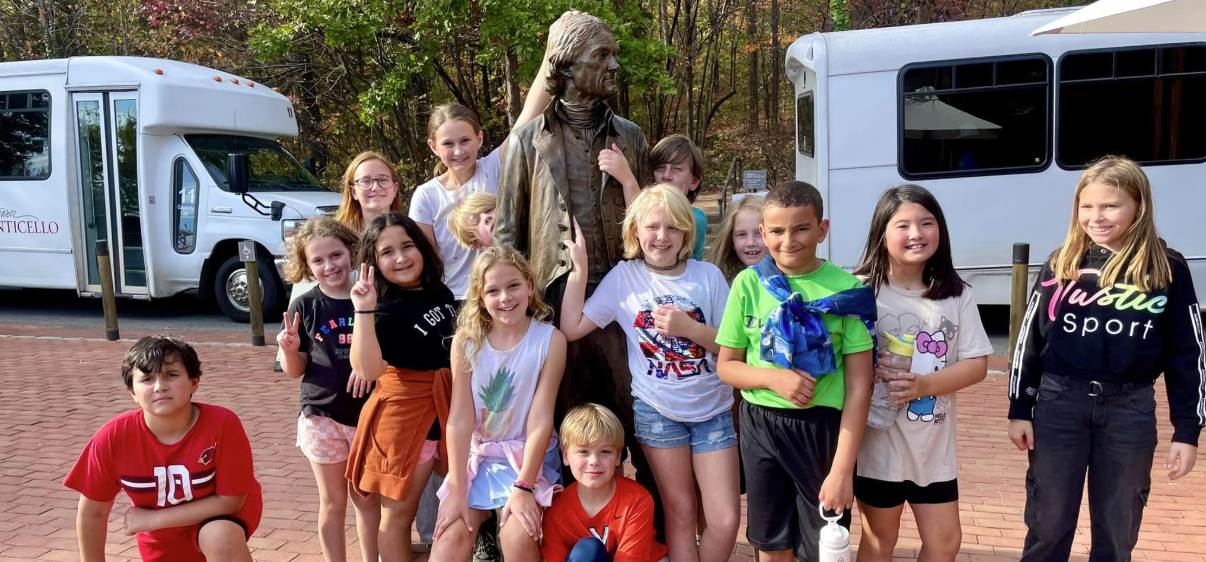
[513,480,534,494]
[355,310,375,314]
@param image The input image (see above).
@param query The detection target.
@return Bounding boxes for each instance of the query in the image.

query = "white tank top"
[470,320,555,442]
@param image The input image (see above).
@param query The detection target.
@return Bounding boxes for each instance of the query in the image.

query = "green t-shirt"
[715,260,874,410]
[692,207,707,261]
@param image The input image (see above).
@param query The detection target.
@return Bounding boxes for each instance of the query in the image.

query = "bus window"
[797,92,814,157]
[173,158,199,254]
[899,55,1050,179]
[0,91,51,180]
[1057,44,1206,168]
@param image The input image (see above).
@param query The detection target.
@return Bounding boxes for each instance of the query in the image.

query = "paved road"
[0,285,1016,355]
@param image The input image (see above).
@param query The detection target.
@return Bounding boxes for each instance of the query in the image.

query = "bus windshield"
[185,134,327,192]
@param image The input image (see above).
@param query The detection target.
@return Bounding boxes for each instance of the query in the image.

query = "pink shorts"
[418,439,439,464]
[296,414,358,464]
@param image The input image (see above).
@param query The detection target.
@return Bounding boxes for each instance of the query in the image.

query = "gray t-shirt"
[856,283,994,486]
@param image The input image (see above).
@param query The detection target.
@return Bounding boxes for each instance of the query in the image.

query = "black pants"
[545,276,663,540]
[1022,374,1157,562]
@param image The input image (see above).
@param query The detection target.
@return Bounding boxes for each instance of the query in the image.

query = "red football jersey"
[541,477,668,562]
[65,403,263,561]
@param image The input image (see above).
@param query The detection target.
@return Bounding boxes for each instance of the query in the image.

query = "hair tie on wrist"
[355,310,376,314]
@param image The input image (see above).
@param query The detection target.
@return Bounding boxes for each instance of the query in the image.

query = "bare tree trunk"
[769,0,780,130]
[502,47,522,126]
[746,0,759,132]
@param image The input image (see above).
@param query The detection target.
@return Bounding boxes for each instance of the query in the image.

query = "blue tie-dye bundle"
[753,256,878,376]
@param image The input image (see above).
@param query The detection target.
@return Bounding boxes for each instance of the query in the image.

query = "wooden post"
[1007,243,1030,363]
[240,241,265,347]
[95,240,119,341]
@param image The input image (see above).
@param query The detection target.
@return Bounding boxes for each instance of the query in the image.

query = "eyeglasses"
[353,177,395,190]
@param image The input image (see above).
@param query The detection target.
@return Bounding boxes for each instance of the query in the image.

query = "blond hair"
[448,193,497,250]
[1054,156,1170,292]
[560,403,625,451]
[334,151,402,233]
[456,245,553,367]
[622,184,696,261]
[283,216,359,284]
[707,196,764,280]
[427,103,482,176]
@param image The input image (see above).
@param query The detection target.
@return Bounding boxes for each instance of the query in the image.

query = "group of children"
[65,90,1203,562]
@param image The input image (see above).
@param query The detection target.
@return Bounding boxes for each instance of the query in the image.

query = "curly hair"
[456,245,552,369]
[283,216,359,284]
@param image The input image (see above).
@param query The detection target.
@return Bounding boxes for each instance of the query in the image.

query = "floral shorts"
[296,414,358,465]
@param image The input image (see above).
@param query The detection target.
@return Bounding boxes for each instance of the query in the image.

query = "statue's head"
[544,11,620,102]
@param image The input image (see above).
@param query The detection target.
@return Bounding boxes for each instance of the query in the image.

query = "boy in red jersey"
[66,335,262,562]
[541,404,667,562]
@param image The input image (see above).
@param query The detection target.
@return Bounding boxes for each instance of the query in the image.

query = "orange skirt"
[345,366,452,501]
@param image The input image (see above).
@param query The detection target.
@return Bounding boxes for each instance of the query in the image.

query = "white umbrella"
[1032,0,1206,35]
[903,95,1002,139]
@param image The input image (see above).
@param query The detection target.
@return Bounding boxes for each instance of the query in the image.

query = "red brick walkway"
[1,332,1204,562]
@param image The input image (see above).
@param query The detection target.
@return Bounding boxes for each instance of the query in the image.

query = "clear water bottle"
[867,331,915,429]
[818,505,850,562]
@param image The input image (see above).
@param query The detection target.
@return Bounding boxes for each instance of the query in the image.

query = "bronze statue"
[495,9,658,525]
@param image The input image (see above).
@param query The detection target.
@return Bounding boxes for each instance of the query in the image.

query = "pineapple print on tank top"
[471,320,556,442]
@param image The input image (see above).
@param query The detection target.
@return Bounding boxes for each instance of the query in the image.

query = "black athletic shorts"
[853,475,959,509]
[740,401,847,562]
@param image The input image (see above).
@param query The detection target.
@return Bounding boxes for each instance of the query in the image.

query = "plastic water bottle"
[867,331,915,429]
[818,505,850,562]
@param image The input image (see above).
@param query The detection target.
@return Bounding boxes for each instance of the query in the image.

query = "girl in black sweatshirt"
[1007,156,1204,562]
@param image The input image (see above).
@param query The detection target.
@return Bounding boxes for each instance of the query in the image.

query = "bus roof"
[787,8,1206,77]
[0,56,298,139]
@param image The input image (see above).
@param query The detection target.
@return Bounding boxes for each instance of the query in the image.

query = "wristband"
[355,310,375,314]
[513,480,534,493]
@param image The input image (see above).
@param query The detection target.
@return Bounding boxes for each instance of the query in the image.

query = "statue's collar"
[540,97,619,142]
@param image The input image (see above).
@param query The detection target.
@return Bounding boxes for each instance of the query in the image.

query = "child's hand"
[598,143,636,188]
[818,471,853,515]
[563,218,588,277]
[346,372,375,398]
[652,305,695,339]
[769,368,816,408]
[275,312,301,353]
[350,264,377,311]
[433,494,473,540]
[1009,419,1035,451]
[500,488,542,540]
[121,506,157,535]
[888,372,928,404]
[1168,442,1198,480]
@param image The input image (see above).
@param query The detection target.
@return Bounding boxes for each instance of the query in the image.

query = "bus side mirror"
[227,153,250,194]
[304,157,318,176]
[270,201,285,222]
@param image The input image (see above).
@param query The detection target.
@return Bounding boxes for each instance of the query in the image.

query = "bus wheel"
[214,255,281,323]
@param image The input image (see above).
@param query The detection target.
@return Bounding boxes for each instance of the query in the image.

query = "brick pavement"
[1,331,1205,562]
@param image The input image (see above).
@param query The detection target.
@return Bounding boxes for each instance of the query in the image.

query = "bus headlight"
[282,219,304,244]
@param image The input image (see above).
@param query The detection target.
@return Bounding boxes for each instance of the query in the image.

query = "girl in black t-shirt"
[347,212,458,562]
[276,216,381,562]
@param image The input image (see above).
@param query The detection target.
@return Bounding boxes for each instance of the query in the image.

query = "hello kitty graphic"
[907,330,948,422]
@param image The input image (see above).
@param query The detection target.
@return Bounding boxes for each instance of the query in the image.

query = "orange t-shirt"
[541,477,668,562]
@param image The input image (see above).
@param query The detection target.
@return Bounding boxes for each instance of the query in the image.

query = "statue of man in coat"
[495,9,658,520]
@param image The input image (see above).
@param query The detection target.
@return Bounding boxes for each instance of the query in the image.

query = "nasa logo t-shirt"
[582,259,733,423]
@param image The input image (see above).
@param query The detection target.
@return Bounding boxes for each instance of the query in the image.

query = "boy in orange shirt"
[541,404,668,562]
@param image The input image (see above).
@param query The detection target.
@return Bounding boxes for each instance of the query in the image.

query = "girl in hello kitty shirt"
[851,185,994,562]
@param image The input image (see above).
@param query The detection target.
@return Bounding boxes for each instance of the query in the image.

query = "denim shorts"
[633,397,737,453]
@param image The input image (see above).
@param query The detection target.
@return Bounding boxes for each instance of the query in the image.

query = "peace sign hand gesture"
[276,312,301,352]
[350,263,377,311]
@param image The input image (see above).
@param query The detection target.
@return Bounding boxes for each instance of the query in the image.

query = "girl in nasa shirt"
[560,185,738,562]
[1008,157,1204,562]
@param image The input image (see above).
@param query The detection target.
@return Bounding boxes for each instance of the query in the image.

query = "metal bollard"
[95,240,120,341]
[239,240,265,346]
[1007,243,1030,363]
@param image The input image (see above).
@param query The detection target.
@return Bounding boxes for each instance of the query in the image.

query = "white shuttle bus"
[0,56,340,321]
[787,8,1206,304]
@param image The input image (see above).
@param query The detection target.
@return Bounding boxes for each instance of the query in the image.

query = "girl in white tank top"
[434,246,567,560]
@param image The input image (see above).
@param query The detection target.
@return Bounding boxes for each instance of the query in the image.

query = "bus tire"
[214,254,281,323]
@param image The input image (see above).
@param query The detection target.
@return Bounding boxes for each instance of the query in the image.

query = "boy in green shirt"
[716,181,874,562]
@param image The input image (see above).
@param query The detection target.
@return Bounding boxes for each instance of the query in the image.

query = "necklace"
[644,259,680,272]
